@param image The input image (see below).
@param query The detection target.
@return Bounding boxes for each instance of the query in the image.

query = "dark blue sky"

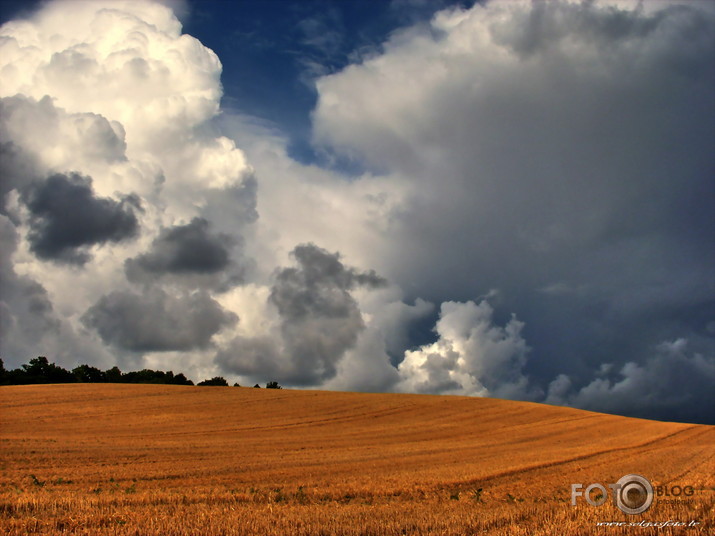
[181,0,473,162]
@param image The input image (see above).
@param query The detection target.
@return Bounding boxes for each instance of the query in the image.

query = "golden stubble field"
[0,384,713,535]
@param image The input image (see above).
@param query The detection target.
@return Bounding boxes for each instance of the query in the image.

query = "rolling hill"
[1,384,713,535]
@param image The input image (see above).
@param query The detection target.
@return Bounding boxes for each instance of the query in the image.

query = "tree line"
[0,356,281,389]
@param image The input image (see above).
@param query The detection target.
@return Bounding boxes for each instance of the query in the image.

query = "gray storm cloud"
[309,0,715,421]
[269,244,386,383]
[546,338,715,424]
[82,288,237,352]
[0,215,58,355]
[216,244,387,385]
[127,218,231,275]
[124,217,244,291]
[1,0,713,424]
[21,173,140,265]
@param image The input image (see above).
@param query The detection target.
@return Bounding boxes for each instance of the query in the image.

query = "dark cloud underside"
[217,243,386,385]
[126,217,232,276]
[82,288,237,352]
[21,173,139,265]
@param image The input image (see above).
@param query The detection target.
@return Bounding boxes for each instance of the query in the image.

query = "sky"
[0,0,713,424]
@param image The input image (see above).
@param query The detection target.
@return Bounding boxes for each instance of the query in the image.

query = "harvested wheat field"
[0,384,713,535]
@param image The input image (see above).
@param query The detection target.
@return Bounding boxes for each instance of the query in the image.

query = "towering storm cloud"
[0,0,254,378]
[1,0,713,424]
[307,0,715,421]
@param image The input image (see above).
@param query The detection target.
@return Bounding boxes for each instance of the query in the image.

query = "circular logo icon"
[615,474,654,515]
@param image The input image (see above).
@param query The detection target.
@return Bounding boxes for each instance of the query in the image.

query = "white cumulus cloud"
[397,299,536,399]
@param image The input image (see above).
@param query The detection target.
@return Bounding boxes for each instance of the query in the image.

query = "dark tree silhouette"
[172,373,194,386]
[197,376,228,386]
[105,366,123,383]
[266,381,282,389]
[20,356,74,384]
[0,357,195,386]
[73,364,107,383]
